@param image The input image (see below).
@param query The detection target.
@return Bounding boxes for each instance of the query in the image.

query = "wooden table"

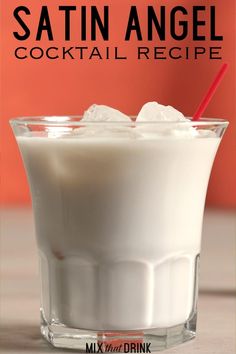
[0,208,235,353]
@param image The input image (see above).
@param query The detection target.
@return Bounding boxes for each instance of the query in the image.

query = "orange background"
[0,0,236,207]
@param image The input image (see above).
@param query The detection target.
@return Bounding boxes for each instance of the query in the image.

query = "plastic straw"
[192,63,228,121]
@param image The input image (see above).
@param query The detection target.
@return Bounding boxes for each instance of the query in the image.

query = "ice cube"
[72,125,141,139]
[82,104,131,122]
[137,102,187,122]
[136,124,199,139]
[135,102,200,138]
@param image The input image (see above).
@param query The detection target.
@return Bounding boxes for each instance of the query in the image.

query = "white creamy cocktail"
[11,103,227,351]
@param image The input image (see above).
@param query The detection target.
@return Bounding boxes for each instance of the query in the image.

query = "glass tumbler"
[10,117,228,352]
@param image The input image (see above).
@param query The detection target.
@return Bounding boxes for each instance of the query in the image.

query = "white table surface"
[0,208,236,353]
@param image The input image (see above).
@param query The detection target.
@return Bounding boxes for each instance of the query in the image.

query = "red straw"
[192,63,228,121]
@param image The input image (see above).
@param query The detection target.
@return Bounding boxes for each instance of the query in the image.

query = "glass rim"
[10,116,229,127]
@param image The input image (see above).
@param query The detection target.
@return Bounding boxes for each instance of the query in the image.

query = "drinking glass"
[10,117,228,351]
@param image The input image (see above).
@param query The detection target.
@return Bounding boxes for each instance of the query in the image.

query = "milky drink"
[16,103,221,330]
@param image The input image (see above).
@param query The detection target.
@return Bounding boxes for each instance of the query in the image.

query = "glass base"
[41,312,197,352]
